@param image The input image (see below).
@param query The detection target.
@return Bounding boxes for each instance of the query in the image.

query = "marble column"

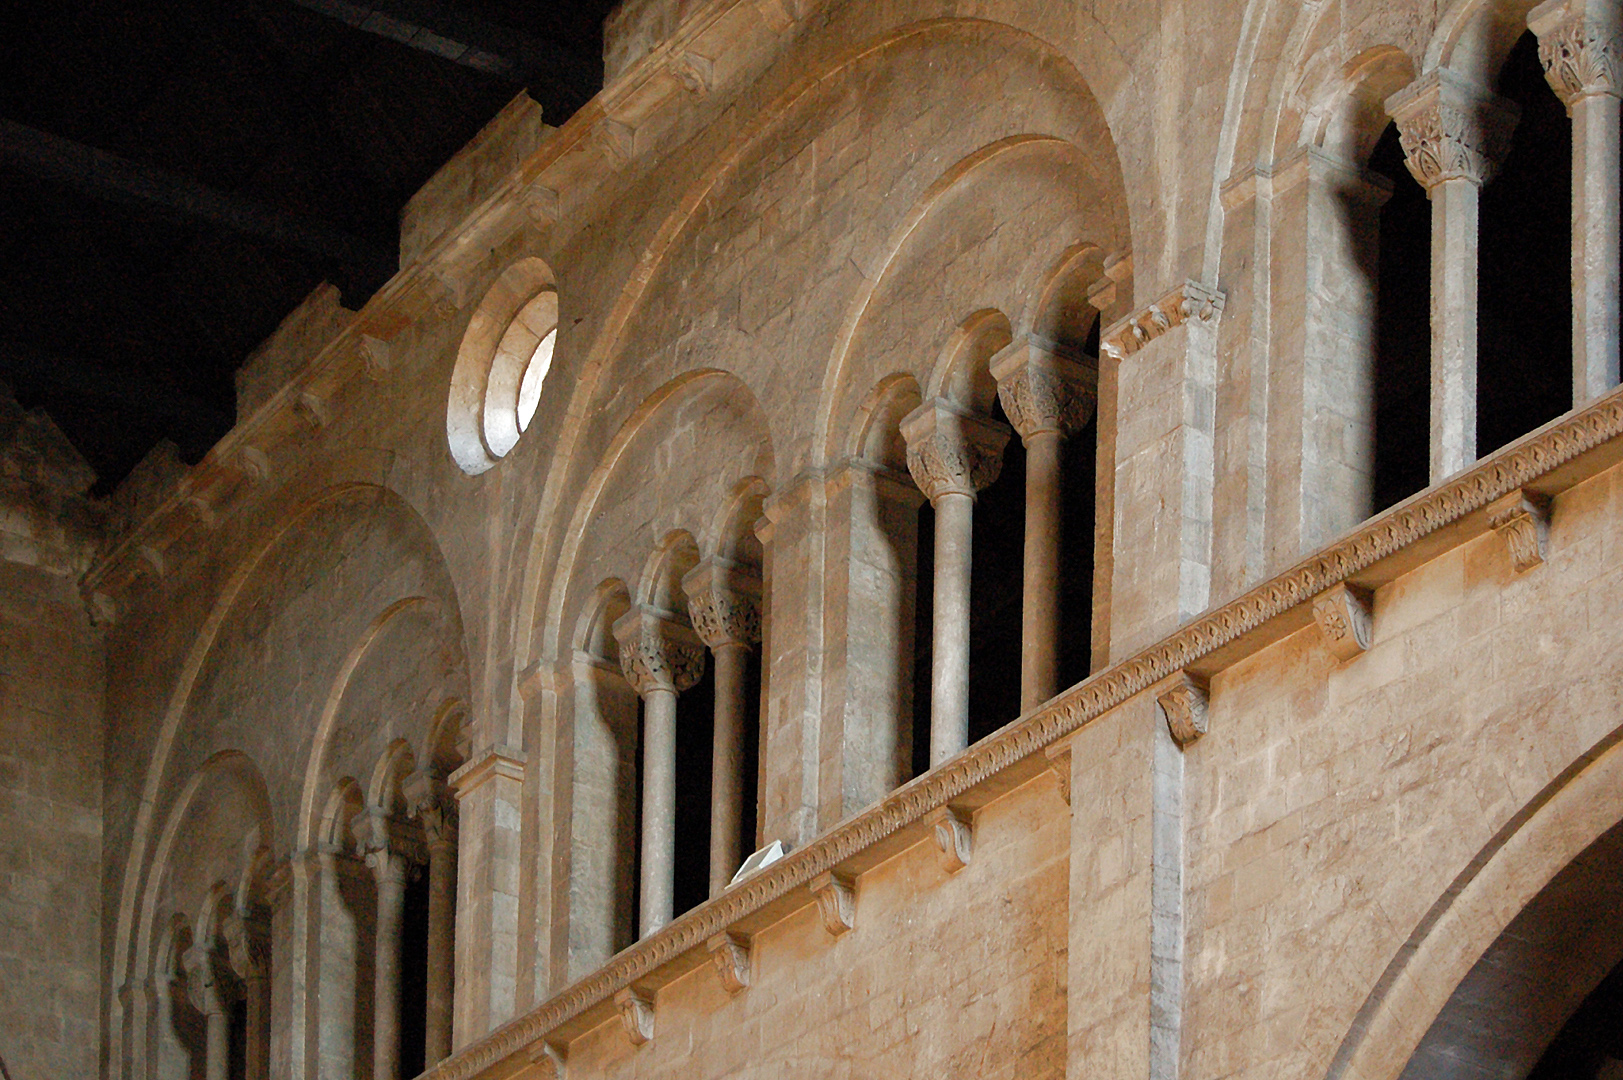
[1531,0,1622,404]
[613,605,705,937]
[1388,68,1519,482]
[991,337,1098,712]
[405,772,458,1067]
[683,557,764,896]
[182,944,230,1080]
[901,398,1011,766]
[364,828,409,1080]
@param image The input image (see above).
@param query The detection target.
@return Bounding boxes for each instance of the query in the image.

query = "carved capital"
[1487,490,1552,572]
[682,558,763,649]
[708,931,751,994]
[612,606,705,697]
[929,806,974,874]
[614,987,654,1046]
[900,399,1011,502]
[1312,583,1373,662]
[1531,0,1622,107]
[1386,69,1519,190]
[989,337,1099,442]
[403,771,458,850]
[809,870,856,936]
[1100,280,1225,362]
[1155,673,1210,747]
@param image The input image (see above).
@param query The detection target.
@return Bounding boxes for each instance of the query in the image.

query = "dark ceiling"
[0,0,619,493]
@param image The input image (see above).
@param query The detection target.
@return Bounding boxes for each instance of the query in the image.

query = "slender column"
[991,338,1098,712]
[901,398,1011,766]
[1388,69,1519,482]
[1531,0,1623,403]
[405,772,458,1067]
[683,558,764,896]
[222,912,270,1080]
[364,826,409,1080]
[613,605,705,937]
[182,944,230,1080]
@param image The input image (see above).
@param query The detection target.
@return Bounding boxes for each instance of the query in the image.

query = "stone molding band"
[418,384,1623,1080]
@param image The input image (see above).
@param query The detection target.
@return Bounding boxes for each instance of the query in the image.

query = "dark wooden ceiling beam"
[0,119,397,280]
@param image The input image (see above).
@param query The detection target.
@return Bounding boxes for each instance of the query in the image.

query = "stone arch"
[635,530,702,615]
[702,476,770,567]
[1427,0,1547,85]
[1027,243,1108,356]
[848,374,924,473]
[1327,724,1623,1080]
[927,309,1014,416]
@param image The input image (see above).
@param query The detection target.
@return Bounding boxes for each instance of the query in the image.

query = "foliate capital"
[990,337,1098,442]
[612,605,705,697]
[683,558,762,649]
[1386,68,1519,190]
[1530,0,1622,107]
[404,770,458,848]
[900,398,1011,503]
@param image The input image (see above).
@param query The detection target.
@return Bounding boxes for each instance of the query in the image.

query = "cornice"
[422,387,1623,1080]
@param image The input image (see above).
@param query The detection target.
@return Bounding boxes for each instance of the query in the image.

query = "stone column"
[223,912,270,1080]
[613,605,705,936]
[990,337,1098,712]
[363,823,409,1080]
[1388,69,1519,482]
[182,944,230,1080]
[900,398,1011,766]
[405,772,458,1067]
[1531,0,1622,404]
[683,557,764,896]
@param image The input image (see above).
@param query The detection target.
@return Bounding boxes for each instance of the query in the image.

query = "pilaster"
[449,743,527,1048]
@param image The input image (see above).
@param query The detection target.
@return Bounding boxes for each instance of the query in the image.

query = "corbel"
[598,117,637,163]
[809,870,855,937]
[358,335,394,381]
[295,390,333,430]
[754,0,804,30]
[1486,489,1551,573]
[614,986,655,1046]
[1155,672,1210,747]
[1044,738,1074,807]
[928,806,973,873]
[527,1039,567,1077]
[675,51,716,94]
[1311,582,1373,662]
[236,445,271,484]
[86,589,118,626]
[138,543,167,579]
[708,931,751,994]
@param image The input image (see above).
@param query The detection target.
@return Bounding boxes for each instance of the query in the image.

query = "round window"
[447,261,558,475]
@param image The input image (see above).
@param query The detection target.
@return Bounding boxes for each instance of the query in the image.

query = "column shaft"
[245,974,269,1080]
[205,1007,230,1080]
[372,858,406,1080]
[930,491,975,766]
[1021,430,1063,712]
[709,642,749,896]
[1430,176,1481,481]
[424,835,456,1066]
[1573,91,1621,402]
[640,686,678,936]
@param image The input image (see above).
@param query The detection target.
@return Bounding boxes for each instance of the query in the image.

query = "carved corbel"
[809,870,856,936]
[675,51,716,94]
[614,987,655,1046]
[1155,673,1210,747]
[295,390,333,429]
[1100,280,1225,362]
[521,181,561,227]
[1044,740,1073,807]
[1311,583,1373,662]
[611,606,706,698]
[928,806,974,873]
[527,1039,567,1077]
[754,0,804,30]
[358,334,393,380]
[899,398,1011,503]
[708,931,751,994]
[598,117,637,163]
[236,444,271,484]
[1487,490,1552,572]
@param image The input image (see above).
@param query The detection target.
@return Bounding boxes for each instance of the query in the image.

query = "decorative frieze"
[989,337,1098,442]
[1311,583,1373,662]
[1155,673,1209,747]
[1530,0,1622,107]
[612,606,706,697]
[1487,489,1552,572]
[707,932,751,994]
[1386,69,1519,190]
[1100,280,1225,362]
[614,987,654,1046]
[899,398,1011,502]
[809,870,856,936]
[682,558,763,648]
[929,806,974,873]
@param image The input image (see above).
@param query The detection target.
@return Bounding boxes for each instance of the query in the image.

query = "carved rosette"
[1487,489,1551,573]
[1155,673,1210,747]
[611,607,705,697]
[1386,69,1519,190]
[682,558,763,649]
[899,398,1011,503]
[990,338,1099,443]
[1531,1,1622,107]
[1311,583,1373,662]
[1100,281,1225,362]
